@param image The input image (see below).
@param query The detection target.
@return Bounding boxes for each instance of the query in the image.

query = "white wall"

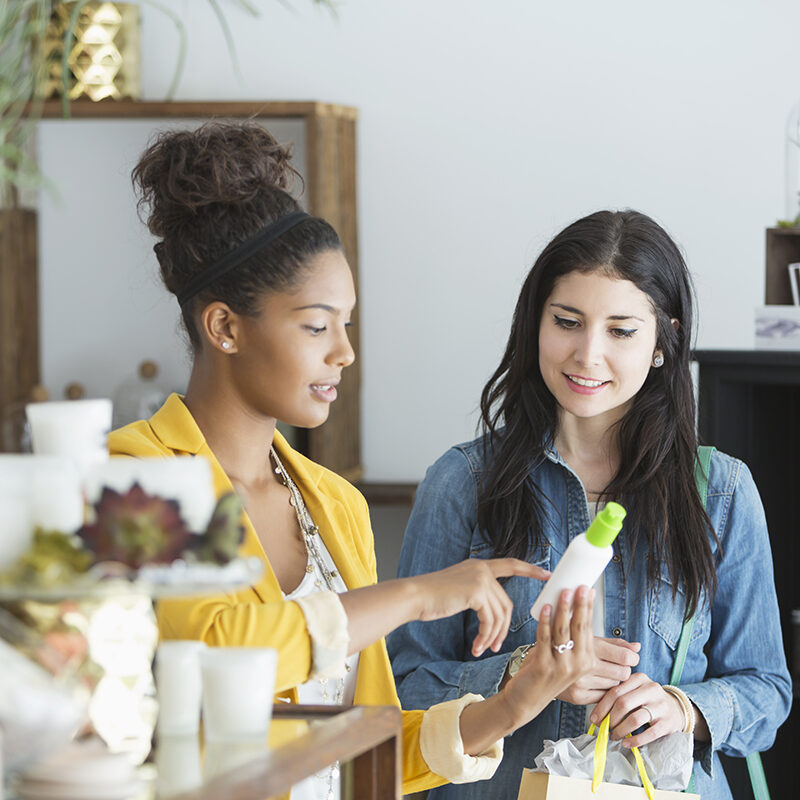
[37,0,800,481]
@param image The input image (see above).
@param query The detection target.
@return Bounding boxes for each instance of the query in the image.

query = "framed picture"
[789,262,800,306]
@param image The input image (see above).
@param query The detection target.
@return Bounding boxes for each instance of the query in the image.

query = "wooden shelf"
[357,482,418,505]
[35,99,358,121]
[765,227,800,305]
[156,704,401,800]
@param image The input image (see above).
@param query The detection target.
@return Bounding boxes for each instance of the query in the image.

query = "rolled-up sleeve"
[419,693,503,783]
[294,590,349,679]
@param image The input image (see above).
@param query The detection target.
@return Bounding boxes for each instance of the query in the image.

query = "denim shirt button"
[612,554,621,563]
[612,627,622,637]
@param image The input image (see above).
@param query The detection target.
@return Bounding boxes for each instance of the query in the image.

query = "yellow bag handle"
[587,715,655,800]
[588,715,610,793]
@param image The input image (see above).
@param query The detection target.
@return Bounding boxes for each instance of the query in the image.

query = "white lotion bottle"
[530,501,626,621]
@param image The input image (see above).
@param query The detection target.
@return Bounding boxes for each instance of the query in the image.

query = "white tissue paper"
[534,730,694,791]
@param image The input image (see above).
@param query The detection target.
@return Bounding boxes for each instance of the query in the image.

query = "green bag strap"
[673,446,770,800]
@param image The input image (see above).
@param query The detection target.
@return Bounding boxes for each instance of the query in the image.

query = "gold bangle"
[662,684,695,735]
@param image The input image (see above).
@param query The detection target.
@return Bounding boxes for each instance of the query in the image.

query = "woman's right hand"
[459,585,594,755]
[556,636,641,705]
[340,557,548,657]
[500,586,595,727]
[406,558,551,657]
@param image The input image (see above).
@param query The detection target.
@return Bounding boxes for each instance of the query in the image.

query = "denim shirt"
[387,437,791,800]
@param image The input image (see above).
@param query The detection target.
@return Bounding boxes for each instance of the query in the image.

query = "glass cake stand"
[0,558,264,774]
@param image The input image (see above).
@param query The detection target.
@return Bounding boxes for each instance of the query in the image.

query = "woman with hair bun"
[388,210,792,799]
[110,121,595,798]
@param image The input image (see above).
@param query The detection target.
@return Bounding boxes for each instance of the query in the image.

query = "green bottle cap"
[585,501,626,547]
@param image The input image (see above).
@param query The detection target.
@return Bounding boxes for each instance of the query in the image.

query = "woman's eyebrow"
[293,303,336,312]
[550,302,583,314]
[607,314,645,322]
[549,303,644,323]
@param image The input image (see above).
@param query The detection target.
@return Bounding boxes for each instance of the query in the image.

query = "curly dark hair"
[132,120,342,348]
[478,210,717,618]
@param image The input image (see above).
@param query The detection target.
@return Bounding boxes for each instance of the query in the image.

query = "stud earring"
[221,341,231,351]
[653,353,664,368]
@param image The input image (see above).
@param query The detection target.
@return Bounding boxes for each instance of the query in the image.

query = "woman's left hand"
[589,672,686,747]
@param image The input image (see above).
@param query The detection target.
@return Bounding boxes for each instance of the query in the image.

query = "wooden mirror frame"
[0,100,361,481]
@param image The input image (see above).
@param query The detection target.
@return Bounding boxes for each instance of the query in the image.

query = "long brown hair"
[478,210,716,617]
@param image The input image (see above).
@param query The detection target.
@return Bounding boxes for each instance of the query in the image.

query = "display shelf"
[161,704,402,800]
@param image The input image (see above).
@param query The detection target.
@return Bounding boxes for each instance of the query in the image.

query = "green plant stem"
[61,0,92,118]
[207,0,242,83]
[139,0,187,101]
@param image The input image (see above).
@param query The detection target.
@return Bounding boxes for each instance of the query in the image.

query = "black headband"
[176,210,311,307]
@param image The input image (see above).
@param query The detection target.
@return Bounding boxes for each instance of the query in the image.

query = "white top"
[282,536,359,800]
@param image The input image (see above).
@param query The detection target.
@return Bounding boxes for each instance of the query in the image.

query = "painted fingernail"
[541,605,551,618]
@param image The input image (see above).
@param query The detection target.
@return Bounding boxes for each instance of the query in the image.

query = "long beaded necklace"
[270,446,348,800]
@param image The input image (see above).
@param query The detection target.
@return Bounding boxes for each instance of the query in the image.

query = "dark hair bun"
[131,119,341,350]
[133,120,300,241]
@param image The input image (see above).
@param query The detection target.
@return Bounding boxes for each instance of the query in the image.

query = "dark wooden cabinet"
[694,349,799,800]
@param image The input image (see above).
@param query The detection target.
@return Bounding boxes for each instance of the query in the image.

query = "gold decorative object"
[40,2,141,102]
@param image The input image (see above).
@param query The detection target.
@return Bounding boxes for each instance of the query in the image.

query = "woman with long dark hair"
[109,121,597,799]
[388,210,791,799]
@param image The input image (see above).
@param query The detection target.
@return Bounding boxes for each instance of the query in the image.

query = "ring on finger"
[641,704,654,725]
[552,639,575,654]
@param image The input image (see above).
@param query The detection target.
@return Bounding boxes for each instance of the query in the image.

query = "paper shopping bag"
[519,715,700,800]
[517,771,701,800]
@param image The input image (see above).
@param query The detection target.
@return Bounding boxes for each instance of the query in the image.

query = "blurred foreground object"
[0,607,88,778]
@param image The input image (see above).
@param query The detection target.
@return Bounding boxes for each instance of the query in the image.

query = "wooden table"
[159,704,402,800]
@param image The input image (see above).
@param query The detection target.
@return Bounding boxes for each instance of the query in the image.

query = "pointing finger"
[487,558,551,581]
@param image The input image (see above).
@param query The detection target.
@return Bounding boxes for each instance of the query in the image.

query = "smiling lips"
[564,374,610,395]
[310,382,339,402]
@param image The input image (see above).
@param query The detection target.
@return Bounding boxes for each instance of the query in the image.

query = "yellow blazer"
[108,394,446,794]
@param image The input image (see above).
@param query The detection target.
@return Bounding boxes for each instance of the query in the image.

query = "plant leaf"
[206,0,242,83]
[139,0,187,100]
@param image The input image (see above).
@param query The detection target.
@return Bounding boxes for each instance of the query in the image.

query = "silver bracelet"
[662,684,696,735]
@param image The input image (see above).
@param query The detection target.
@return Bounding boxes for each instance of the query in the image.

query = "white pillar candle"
[155,641,207,736]
[0,466,32,571]
[200,648,278,742]
[30,455,84,532]
[83,456,216,534]
[0,455,85,541]
[26,399,112,477]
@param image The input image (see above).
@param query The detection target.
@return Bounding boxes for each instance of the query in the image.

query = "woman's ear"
[671,317,680,332]
[199,302,239,354]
